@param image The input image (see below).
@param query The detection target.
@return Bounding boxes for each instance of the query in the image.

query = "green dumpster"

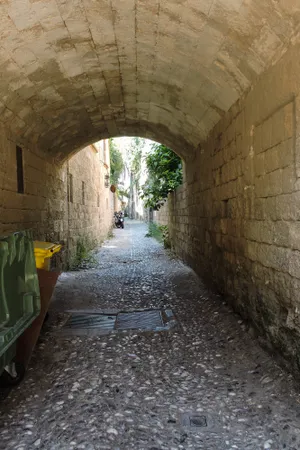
[0,231,40,387]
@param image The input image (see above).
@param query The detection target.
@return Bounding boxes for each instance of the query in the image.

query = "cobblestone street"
[1,221,300,450]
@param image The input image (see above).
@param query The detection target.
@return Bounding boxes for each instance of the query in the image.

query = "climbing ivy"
[141,144,182,210]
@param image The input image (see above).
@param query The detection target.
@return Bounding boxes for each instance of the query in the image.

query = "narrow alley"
[1,221,300,450]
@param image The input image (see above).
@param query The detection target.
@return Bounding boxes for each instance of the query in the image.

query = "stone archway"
[1,0,300,371]
[0,0,297,162]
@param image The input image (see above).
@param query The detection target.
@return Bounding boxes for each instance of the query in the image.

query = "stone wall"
[0,124,65,241]
[66,142,113,263]
[169,44,300,373]
[0,132,113,266]
[153,202,169,226]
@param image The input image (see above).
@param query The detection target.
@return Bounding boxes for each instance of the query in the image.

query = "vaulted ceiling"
[0,0,299,160]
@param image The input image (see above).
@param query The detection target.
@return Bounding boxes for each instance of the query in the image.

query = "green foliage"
[69,235,97,270]
[109,139,124,186]
[159,225,171,249]
[145,223,171,249]
[141,144,182,210]
[107,230,114,239]
[118,187,130,199]
[145,222,163,242]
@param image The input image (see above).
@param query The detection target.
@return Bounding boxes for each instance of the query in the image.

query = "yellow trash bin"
[33,241,62,270]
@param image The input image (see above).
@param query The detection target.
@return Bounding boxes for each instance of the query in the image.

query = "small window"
[67,173,73,203]
[97,193,100,207]
[82,181,85,205]
[16,146,24,194]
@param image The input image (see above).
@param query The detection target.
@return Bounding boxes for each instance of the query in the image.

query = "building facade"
[0,138,114,267]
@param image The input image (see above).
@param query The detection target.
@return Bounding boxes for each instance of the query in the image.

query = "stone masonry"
[66,140,113,262]
[0,0,300,371]
[168,43,300,374]
[153,202,169,227]
[0,1,298,159]
[0,134,114,264]
[2,222,300,449]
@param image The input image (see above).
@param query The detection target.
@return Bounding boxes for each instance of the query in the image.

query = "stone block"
[244,220,260,242]
[268,169,283,196]
[276,192,300,221]
[253,198,266,220]
[254,152,265,177]
[254,175,268,198]
[271,108,284,148]
[290,278,300,308]
[252,261,273,284]
[273,221,290,248]
[279,138,294,168]
[281,166,296,194]
[289,222,300,251]
[283,101,294,141]
[246,240,258,261]
[289,250,300,279]
[257,243,290,273]
[259,221,275,245]
[261,117,272,152]
[264,145,280,174]
[273,272,292,304]
[2,208,24,224]
[253,124,262,154]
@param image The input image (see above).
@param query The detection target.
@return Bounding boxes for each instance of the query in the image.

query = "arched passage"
[1,0,300,370]
[0,0,298,161]
[57,124,192,163]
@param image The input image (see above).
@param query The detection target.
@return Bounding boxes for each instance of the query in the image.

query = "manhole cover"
[60,309,176,336]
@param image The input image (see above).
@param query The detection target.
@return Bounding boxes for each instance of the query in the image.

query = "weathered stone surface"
[0,131,113,263]
[0,0,300,374]
[1,221,300,449]
[166,42,300,373]
[0,1,298,158]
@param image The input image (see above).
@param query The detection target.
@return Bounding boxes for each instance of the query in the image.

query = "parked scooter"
[114,211,124,229]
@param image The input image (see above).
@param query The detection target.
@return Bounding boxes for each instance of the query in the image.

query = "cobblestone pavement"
[1,221,300,450]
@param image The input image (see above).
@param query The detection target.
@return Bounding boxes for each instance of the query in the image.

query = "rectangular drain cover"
[115,310,163,330]
[60,309,176,336]
[63,314,116,331]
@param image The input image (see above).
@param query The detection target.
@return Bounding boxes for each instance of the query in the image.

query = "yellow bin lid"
[34,241,62,256]
[33,241,62,269]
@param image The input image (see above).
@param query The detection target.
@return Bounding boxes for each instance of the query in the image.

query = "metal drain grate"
[115,310,163,330]
[62,314,116,335]
[60,309,176,336]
